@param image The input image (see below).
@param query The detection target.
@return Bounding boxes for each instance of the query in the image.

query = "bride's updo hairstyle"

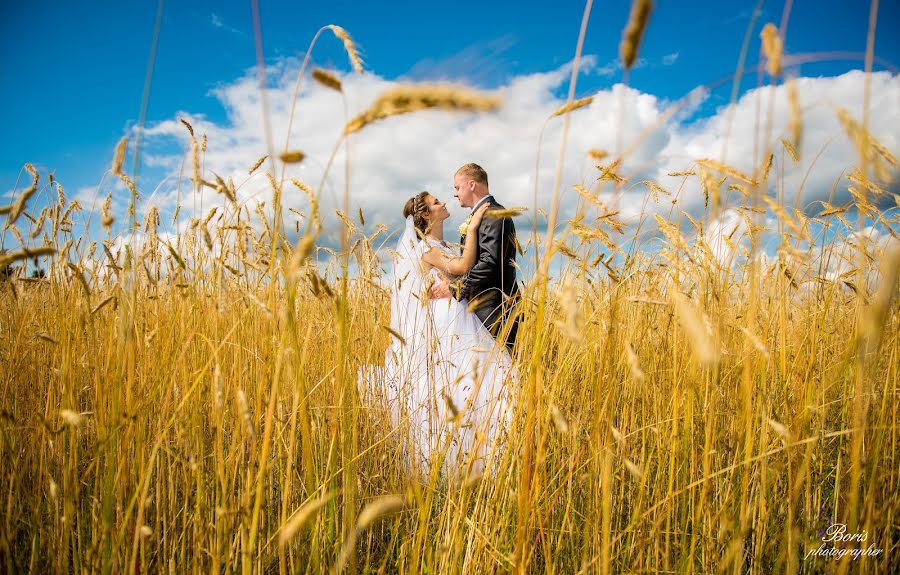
[402,191,431,237]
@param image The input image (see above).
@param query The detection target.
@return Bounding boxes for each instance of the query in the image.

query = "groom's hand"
[429,281,451,300]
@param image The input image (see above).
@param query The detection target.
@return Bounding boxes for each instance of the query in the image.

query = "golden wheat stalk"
[587,148,609,161]
[30,209,47,239]
[670,289,719,366]
[278,491,337,547]
[0,246,55,268]
[202,206,219,226]
[640,180,670,202]
[573,184,609,210]
[279,150,306,164]
[848,185,876,216]
[872,139,898,167]
[859,246,900,354]
[91,295,117,315]
[248,155,268,175]
[550,96,593,118]
[624,459,644,479]
[620,0,653,70]
[762,195,803,235]
[696,159,757,186]
[180,118,194,137]
[288,236,316,276]
[335,209,355,233]
[484,207,528,218]
[101,193,114,233]
[111,137,128,175]
[596,159,625,183]
[59,409,84,427]
[787,79,802,154]
[180,118,201,190]
[834,105,896,180]
[553,241,578,260]
[344,85,501,135]
[817,202,847,218]
[760,23,783,77]
[312,68,342,92]
[847,167,886,196]
[35,332,58,344]
[699,166,726,210]
[653,214,687,250]
[334,495,406,573]
[760,152,775,182]
[5,164,40,226]
[292,179,321,232]
[549,404,570,434]
[6,215,28,239]
[571,223,613,247]
[738,326,770,358]
[780,138,799,164]
[325,25,364,74]
[625,341,645,384]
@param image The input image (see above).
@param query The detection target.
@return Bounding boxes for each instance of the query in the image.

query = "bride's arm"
[421,203,489,276]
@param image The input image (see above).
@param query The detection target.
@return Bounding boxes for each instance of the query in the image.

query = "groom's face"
[453,173,477,208]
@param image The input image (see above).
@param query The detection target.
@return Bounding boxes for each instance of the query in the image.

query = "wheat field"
[1,5,899,575]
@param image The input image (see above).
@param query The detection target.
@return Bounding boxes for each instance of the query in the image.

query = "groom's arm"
[454,216,504,301]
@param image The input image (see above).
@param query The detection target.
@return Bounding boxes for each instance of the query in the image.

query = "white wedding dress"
[360,217,515,477]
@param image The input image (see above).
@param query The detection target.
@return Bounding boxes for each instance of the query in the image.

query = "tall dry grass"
[1,8,899,575]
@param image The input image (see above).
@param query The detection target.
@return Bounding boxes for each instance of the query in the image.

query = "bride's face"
[424,194,450,224]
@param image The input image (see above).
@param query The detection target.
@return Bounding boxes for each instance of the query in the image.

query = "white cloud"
[597,52,680,76]
[209,13,243,35]
[652,71,899,214]
[132,63,898,278]
[596,56,647,77]
[74,185,101,206]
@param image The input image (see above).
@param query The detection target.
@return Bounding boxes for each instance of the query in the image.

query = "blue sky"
[2,0,897,196]
[1,0,898,281]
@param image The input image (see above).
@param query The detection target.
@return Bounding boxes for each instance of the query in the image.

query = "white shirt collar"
[471,195,493,213]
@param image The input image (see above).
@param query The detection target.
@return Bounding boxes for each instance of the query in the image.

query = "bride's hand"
[429,279,451,299]
[469,203,490,230]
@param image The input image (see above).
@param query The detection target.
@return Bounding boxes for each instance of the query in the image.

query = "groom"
[430,163,520,350]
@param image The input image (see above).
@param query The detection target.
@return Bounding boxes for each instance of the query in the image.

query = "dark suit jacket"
[456,197,520,349]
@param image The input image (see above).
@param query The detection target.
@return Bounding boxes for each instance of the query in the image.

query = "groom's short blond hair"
[456,163,488,187]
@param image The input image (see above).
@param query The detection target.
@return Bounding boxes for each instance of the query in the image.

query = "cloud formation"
[133,61,898,275]
[210,13,244,36]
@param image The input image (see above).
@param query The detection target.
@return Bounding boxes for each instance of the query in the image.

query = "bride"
[368,191,515,477]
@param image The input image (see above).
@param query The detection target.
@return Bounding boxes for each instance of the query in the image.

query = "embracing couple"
[373,163,520,477]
